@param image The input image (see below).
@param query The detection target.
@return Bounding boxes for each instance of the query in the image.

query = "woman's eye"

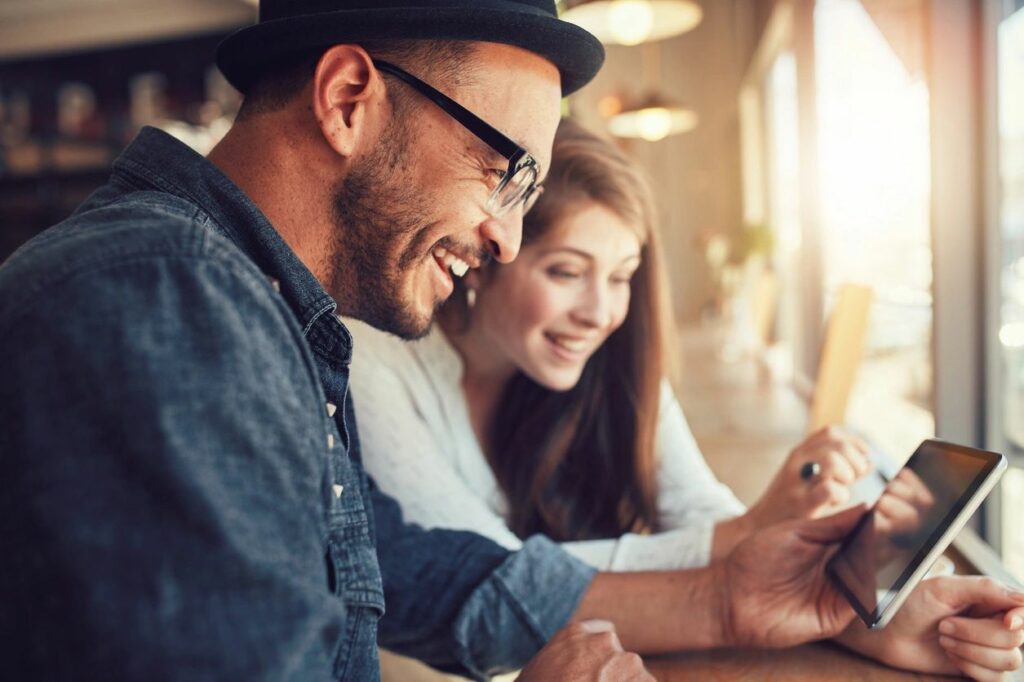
[548,268,581,280]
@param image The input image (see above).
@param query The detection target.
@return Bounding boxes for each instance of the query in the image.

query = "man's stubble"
[327,112,440,340]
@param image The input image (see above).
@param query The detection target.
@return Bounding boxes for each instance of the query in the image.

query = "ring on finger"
[800,461,822,481]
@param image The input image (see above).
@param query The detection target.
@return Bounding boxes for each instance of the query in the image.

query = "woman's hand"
[746,426,873,529]
[837,575,1024,681]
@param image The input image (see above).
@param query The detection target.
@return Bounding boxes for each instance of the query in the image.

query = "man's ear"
[311,45,381,159]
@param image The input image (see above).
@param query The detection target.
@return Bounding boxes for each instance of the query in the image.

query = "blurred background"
[1,0,1021,583]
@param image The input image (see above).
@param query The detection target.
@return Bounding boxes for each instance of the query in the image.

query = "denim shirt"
[0,127,595,681]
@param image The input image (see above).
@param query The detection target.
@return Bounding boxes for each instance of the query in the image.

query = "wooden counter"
[646,641,952,681]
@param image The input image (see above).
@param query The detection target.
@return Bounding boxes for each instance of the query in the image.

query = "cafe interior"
[1,0,1023,679]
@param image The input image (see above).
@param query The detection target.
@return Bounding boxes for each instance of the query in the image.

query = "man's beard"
[327,119,440,340]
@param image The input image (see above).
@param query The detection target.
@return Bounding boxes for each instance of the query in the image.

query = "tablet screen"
[827,440,1000,624]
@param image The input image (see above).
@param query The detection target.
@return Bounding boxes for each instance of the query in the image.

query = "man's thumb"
[799,503,867,544]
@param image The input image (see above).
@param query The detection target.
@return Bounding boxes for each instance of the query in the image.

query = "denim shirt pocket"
[324,439,385,680]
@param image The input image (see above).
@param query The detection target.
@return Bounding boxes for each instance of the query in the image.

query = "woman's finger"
[808,478,850,510]
[847,431,871,456]
[817,447,857,485]
[836,439,872,478]
[939,635,1023,672]
[940,615,1024,650]
[945,650,1011,682]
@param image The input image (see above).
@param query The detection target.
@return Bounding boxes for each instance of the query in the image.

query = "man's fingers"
[576,620,615,634]
[603,651,654,681]
[940,614,1024,649]
[562,620,624,651]
[797,503,867,543]
[940,635,1023,673]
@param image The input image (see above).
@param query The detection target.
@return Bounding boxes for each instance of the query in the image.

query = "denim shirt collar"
[111,127,352,364]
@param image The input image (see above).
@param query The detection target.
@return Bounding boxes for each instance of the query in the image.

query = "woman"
[347,118,872,571]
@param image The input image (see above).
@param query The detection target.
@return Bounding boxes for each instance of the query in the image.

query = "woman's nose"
[573,283,613,329]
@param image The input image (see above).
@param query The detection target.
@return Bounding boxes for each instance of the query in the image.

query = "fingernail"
[938,635,956,650]
[1010,616,1023,630]
[939,620,955,635]
[578,620,615,633]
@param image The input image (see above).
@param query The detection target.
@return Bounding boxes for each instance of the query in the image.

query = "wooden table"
[646,641,952,681]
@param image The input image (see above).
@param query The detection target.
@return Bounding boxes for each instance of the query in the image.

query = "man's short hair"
[236,40,477,121]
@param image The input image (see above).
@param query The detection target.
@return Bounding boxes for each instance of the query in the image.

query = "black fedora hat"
[217,0,605,96]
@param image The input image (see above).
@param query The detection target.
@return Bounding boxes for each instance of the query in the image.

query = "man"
[1,1,1021,680]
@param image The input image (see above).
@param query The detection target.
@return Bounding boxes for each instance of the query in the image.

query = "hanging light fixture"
[561,0,703,46]
[600,43,698,142]
[607,92,698,141]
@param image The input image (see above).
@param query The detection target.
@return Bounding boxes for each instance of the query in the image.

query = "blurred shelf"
[0,0,254,61]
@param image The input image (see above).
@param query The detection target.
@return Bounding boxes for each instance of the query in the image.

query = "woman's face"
[473,201,643,391]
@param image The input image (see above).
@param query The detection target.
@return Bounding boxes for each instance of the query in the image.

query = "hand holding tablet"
[826,439,1007,629]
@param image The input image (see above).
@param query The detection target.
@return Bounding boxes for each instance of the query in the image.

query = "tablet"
[826,439,1007,629]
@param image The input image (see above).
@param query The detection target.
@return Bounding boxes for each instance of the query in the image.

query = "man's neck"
[207,117,336,287]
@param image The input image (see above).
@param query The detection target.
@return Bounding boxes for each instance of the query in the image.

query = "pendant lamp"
[561,0,703,46]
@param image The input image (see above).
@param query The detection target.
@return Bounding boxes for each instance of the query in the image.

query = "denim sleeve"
[371,481,597,680]
[0,251,343,680]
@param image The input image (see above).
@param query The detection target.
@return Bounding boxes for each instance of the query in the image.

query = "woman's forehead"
[529,204,643,262]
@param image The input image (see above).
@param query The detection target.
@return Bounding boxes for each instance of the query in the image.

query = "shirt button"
[326,402,337,417]
[332,484,344,498]
[327,433,335,449]
[267,277,281,292]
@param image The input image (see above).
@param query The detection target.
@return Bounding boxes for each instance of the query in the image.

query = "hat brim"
[216,7,605,96]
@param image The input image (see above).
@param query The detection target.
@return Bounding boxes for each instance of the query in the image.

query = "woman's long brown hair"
[446,118,672,541]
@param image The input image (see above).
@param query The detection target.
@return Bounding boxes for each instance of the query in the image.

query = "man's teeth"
[433,247,470,278]
[550,335,587,352]
[450,260,469,277]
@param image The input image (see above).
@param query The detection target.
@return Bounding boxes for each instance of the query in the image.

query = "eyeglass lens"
[491,164,539,215]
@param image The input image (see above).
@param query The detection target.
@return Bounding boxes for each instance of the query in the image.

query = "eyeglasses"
[373,60,543,217]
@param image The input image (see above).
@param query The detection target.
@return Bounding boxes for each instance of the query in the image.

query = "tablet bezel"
[826,439,1006,629]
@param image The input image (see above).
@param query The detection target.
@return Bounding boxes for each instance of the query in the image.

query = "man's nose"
[479,210,523,264]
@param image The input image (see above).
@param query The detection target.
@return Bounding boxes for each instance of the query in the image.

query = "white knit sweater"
[347,318,746,571]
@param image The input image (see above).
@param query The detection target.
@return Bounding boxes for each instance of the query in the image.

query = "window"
[813,0,935,459]
[993,0,1024,580]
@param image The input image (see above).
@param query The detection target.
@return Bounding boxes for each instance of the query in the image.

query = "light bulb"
[636,107,673,141]
[608,0,655,46]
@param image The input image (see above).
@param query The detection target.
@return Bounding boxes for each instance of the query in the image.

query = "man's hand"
[837,575,1024,681]
[517,620,654,681]
[721,504,867,648]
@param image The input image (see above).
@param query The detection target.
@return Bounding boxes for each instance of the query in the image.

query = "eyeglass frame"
[372,59,542,216]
